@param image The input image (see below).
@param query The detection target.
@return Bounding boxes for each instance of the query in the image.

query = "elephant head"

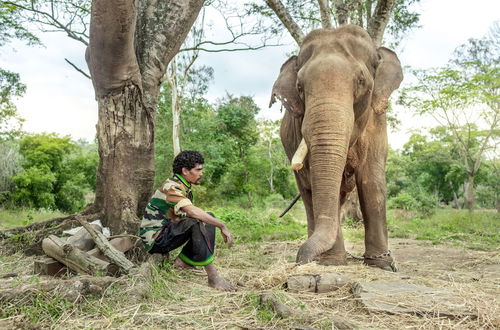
[270,25,403,264]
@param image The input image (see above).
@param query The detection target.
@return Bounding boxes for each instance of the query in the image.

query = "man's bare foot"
[208,274,236,291]
[173,257,195,269]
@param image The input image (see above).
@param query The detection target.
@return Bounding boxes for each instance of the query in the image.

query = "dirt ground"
[1,237,499,329]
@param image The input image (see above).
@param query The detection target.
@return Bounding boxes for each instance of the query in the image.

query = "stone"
[352,281,476,318]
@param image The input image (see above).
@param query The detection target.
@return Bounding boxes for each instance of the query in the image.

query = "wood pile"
[37,216,136,277]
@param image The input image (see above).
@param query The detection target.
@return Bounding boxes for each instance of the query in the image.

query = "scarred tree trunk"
[87,0,205,234]
[464,173,475,212]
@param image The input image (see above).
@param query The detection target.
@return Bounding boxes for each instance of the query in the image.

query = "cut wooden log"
[88,237,134,261]
[76,216,135,273]
[285,273,350,293]
[33,256,67,277]
[35,237,133,276]
[66,224,102,251]
[42,235,120,276]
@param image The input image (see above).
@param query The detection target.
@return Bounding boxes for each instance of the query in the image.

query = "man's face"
[182,164,203,185]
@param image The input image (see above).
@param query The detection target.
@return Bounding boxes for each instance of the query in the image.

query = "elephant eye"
[357,77,365,85]
[297,83,304,99]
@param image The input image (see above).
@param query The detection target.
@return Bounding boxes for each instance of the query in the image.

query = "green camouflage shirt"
[139,174,193,251]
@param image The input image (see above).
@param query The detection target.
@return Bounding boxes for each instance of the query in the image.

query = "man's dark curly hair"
[173,150,204,175]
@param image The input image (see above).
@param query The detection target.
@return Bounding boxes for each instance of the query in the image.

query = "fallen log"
[34,237,133,276]
[88,237,134,261]
[0,275,121,303]
[259,292,358,329]
[0,212,102,255]
[76,216,135,273]
[259,293,295,318]
[42,235,119,276]
[285,273,350,293]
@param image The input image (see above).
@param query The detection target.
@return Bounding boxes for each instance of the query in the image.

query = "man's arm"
[181,205,233,247]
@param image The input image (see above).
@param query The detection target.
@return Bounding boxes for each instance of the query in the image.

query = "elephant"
[269,25,403,271]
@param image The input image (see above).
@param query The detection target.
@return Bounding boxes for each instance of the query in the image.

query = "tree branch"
[317,0,332,28]
[64,58,91,79]
[367,0,396,46]
[265,0,305,46]
[333,0,348,26]
[6,1,89,46]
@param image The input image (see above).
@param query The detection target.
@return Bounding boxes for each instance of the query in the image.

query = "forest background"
[0,0,498,245]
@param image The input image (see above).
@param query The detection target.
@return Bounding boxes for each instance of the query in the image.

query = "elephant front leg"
[318,191,348,265]
[294,173,315,237]
[317,228,347,265]
[355,146,396,271]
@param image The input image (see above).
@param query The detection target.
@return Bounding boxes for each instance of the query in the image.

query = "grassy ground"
[0,208,67,230]
[0,203,499,328]
[386,208,500,251]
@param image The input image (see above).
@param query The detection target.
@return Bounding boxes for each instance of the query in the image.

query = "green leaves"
[6,133,97,212]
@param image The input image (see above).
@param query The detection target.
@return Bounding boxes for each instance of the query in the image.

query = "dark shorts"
[149,215,216,267]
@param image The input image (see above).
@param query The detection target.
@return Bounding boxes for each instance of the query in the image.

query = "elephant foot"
[317,252,347,266]
[296,250,316,264]
[363,251,398,272]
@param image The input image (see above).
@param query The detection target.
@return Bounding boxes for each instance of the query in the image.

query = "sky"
[1,0,499,149]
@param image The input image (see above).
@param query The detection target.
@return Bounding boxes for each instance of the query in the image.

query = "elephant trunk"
[297,100,354,264]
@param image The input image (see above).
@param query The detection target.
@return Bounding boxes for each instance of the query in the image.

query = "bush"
[10,166,56,209]
[389,189,437,217]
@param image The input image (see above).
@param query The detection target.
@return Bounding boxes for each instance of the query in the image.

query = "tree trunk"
[367,0,396,46]
[449,181,460,209]
[93,85,155,235]
[88,0,205,234]
[318,0,332,28]
[464,173,475,212]
[333,0,348,25]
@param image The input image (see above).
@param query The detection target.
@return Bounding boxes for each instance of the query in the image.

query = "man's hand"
[220,226,233,248]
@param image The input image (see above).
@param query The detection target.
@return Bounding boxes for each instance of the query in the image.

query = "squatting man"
[139,150,235,291]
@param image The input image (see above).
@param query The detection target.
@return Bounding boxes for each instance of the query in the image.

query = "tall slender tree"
[401,25,499,211]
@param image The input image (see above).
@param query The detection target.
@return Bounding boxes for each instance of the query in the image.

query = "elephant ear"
[371,47,403,115]
[269,56,305,117]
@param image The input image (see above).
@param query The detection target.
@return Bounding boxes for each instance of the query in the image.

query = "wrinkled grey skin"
[270,25,403,270]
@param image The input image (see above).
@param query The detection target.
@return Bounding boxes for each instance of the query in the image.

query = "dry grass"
[1,239,499,329]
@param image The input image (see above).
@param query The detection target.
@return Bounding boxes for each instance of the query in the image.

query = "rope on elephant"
[346,250,364,260]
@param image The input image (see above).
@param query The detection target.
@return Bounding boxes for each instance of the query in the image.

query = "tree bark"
[265,0,305,46]
[87,0,205,234]
[464,173,475,212]
[318,0,332,28]
[333,0,348,26]
[367,0,396,46]
[168,57,182,157]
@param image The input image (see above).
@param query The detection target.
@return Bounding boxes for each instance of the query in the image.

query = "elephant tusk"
[291,138,308,171]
